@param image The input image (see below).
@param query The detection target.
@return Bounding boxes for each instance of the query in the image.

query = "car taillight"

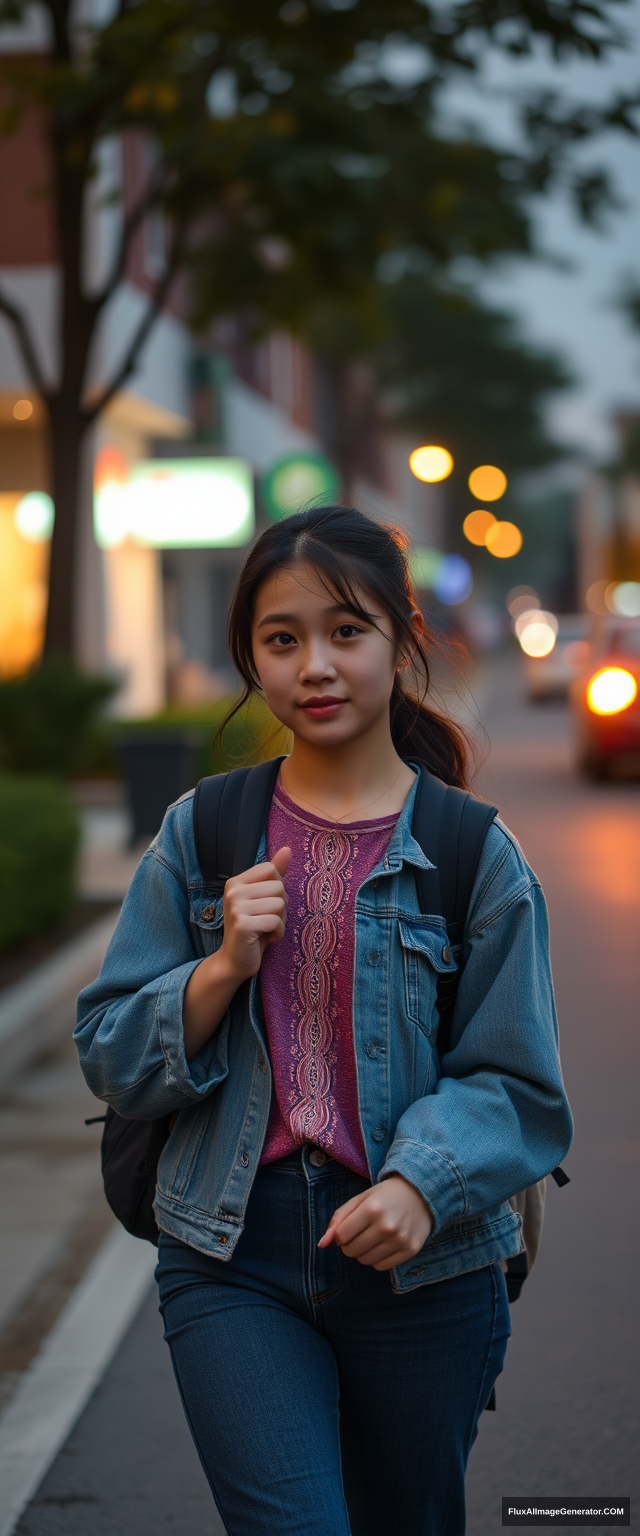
[586,667,638,715]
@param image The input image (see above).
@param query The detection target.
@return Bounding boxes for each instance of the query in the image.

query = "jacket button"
[202,904,216,921]
[258,1057,267,1074]
[442,946,452,964]
[239,1151,249,1167]
[219,1234,228,1244]
[366,1041,381,1059]
[371,1126,386,1142]
[409,1264,426,1276]
[366,949,381,967]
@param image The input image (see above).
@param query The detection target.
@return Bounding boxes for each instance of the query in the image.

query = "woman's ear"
[397,610,424,671]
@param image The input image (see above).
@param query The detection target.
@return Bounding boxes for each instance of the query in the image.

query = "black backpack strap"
[192,756,285,888]
[411,768,497,1056]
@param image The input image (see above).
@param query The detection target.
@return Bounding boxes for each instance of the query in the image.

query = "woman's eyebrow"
[256,603,370,630]
[256,611,299,629]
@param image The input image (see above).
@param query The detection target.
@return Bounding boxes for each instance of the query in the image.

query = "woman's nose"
[299,642,338,681]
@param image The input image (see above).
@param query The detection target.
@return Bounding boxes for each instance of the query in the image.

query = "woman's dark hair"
[225,505,473,789]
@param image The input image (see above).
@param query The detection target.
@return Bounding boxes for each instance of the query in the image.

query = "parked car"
[570,618,640,779]
[523,614,590,701]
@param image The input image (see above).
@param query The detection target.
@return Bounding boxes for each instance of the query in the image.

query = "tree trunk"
[43,397,87,658]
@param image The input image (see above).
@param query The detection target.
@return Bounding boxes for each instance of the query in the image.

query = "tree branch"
[93,163,168,313]
[0,287,50,399]
[82,224,187,423]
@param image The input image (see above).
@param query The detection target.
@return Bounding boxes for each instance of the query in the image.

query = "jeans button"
[442,946,452,964]
[366,949,381,967]
[366,1041,381,1059]
[239,1151,249,1167]
[202,904,216,922]
[309,1147,327,1167]
[371,1126,386,1143]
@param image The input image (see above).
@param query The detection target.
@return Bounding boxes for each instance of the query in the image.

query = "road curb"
[0,910,119,1089]
[0,1224,156,1536]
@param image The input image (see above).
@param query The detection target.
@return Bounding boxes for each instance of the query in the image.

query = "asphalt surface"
[16,656,640,1536]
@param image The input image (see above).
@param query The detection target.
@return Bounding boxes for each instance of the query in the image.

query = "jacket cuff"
[378,1137,468,1234]
[157,960,230,1097]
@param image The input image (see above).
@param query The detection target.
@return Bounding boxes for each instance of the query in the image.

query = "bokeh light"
[409,445,453,482]
[608,581,640,618]
[562,639,590,670]
[463,509,496,546]
[507,585,540,618]
[585,580,609,615]
[14,491,55,543]
[485,520,522,559]
[514,607,556,641]
[433,554,473,605]
[518,615,558,658]
[586,667,637,715]
[468,464,507,501]
[13,399,33,421]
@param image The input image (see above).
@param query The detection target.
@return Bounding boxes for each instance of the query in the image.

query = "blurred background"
[0,2,638,1533]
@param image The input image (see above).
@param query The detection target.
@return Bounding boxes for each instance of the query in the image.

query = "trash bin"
[114,731,203,842]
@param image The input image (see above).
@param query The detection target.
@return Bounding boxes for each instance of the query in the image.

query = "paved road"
[15,656,640,1535]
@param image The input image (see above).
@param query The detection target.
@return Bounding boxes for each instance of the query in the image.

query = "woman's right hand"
[182,846,291,1061]
[220,846,291,980]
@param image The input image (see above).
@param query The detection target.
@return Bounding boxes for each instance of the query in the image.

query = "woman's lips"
[299,697,346,720]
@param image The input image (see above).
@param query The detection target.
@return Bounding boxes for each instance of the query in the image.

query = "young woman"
[76,506,572,1536]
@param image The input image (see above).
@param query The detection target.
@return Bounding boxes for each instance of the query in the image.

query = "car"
[570,618,640,779]
[522,614,590,701]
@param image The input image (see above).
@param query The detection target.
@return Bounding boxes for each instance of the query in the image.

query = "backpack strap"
[411,768,498,1056]
[193,756,285,888]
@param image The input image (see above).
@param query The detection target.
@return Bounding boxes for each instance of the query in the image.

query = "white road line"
[0,1223,157,1536]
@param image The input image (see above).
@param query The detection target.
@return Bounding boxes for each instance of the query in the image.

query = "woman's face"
[251,562,400,749]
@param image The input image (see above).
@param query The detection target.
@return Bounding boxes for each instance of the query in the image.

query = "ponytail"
[225,506,474,791]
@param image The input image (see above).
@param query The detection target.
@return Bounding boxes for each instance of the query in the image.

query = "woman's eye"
[337,624,360,639]
[271,631,296,647]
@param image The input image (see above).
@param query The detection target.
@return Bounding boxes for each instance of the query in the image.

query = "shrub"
[110,696,291,782]
[0,659,117,778]
[0,776,80,950]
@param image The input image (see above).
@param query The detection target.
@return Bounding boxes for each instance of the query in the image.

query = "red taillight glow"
[586,667,638,716]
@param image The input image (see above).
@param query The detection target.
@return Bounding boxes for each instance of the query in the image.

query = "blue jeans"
[156,1146,510,1536]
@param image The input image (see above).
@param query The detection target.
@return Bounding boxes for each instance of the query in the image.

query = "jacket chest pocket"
[189,891,224,955]
[399,920,457,1038]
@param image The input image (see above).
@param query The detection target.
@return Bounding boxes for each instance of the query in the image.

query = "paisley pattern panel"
[259,786,398,1176]
[289,829,353,1145]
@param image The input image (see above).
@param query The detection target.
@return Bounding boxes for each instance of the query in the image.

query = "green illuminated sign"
[94,457,254,549]
[261,452,340,522]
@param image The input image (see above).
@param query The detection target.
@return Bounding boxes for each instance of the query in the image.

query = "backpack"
[94,758,568,1294]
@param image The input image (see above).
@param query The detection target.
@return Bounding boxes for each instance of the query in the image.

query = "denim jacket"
[75,771,572,1291]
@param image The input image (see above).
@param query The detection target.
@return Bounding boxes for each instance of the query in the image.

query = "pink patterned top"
[259,784,399,1177]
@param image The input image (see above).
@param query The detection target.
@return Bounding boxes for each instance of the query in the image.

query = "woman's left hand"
[318,1174,433,1271]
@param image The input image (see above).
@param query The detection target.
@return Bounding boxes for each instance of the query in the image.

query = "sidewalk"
[0,796,147,1444]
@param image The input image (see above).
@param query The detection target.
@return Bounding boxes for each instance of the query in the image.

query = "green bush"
[0,659,117,778]
[0,776,80,950]
[110,696,291,782]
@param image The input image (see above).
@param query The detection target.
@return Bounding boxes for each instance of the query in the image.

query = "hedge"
[0,776,80,950]
[0,659,117,778]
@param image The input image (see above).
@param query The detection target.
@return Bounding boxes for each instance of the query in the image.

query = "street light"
[485,520,522,558]
[409,445,453,483]
[468,464,507,501]
[463,509,496,546]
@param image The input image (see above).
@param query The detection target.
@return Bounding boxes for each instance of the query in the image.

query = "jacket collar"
[255,762,434,873]
[377,768,435,874]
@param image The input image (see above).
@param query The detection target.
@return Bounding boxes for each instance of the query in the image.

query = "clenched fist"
[182,846,291,1060]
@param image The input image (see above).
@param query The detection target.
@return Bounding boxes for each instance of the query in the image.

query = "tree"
[374,274,572,481]
[0,0,627,656]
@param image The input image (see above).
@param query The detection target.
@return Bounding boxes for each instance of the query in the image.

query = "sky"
[441,2,640,461]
